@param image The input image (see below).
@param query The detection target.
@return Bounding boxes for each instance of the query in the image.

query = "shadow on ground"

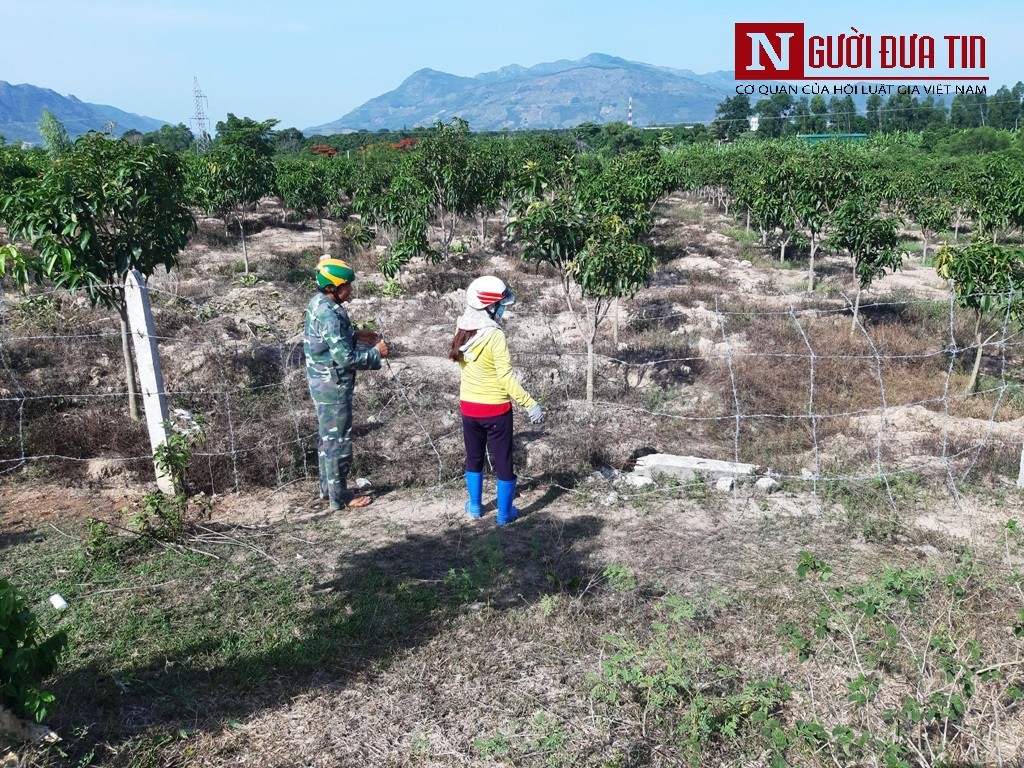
[47,511,605,761]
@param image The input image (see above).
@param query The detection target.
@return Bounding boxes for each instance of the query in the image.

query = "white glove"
[527,404,544,424]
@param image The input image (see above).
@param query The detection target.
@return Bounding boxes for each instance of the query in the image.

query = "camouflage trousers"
[314,397,354,507]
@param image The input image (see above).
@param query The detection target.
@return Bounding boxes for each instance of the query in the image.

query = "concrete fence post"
[125,269,174,494]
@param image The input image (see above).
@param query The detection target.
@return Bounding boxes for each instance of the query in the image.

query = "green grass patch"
[818,470,928,542]
[2,515,514,763]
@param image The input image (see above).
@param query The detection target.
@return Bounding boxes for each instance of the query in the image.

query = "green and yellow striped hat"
[316,258,356,288]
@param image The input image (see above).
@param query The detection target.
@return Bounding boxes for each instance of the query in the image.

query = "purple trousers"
[462,410,514,480]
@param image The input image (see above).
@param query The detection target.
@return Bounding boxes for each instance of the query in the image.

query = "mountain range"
[306,53,739,134]
[1,55,967,145]
[0,81,167,145]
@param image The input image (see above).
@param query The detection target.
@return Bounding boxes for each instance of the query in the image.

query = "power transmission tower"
[190,77,211,154]
[627,96,633,127]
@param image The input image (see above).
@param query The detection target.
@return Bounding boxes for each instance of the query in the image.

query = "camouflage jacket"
[303,292,381,401]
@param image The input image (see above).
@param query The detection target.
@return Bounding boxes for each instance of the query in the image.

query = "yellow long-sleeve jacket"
[459,329,536,417]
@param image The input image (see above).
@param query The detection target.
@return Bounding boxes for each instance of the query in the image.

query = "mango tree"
[828,198,903,332]
[967,153,1024,244]
[505,132,575,182]
[725,142,763,233]
[510,147,670,406]
[785,143,861,292]
[901,160,952,262]
[0,132,195,419]
[733,142,800,259]
[935,241,1024,393]
[0,146,40,289]
[0,144,44,192]
[179,150,214,211]
[350,146,433,280]
[944,156,977,242]
[207,116,279,273]
[466,138,513,245]
[276,157,332,248]
[414,118,480,258]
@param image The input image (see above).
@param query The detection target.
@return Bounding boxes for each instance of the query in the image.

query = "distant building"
[798,133,868,144]
[748,115,759,132]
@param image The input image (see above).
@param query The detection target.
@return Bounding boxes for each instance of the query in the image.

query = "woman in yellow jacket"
[449,276,544,525]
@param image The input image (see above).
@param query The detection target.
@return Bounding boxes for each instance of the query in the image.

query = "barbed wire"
[2,279,1023,512]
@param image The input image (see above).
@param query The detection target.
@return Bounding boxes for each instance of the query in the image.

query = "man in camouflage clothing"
[304,258,389,510]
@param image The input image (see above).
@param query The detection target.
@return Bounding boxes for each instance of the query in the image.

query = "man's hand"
[527,404,544,424]
[375,340,390,359]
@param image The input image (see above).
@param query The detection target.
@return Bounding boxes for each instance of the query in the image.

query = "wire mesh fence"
[2,276,1022,515]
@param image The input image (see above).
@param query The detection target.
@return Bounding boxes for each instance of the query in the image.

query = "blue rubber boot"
[496,476,519,526]
[465,471,483,519]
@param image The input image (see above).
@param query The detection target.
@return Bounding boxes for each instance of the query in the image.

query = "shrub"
[0,579,67,722]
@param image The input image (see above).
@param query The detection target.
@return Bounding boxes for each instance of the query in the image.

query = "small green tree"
[350,146,433,279]
[1,132,195,419]
[785,143,861,292]
[828,198,903,332]
[208,115,279,273]
[901,161,952,262]
[511,147,670,406]
[466,138,512,245]
[140,123,195,154]
[0,144,44,218]
[415,118,480,258]
[935,241,1024,393]
[276,157,332,247]
[711,94,752,141]
[36,109,69,157]
[967,153,1024,244]
[179,150,215,211]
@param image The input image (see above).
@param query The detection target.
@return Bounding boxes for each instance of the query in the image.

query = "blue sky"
[1,0,1021,131]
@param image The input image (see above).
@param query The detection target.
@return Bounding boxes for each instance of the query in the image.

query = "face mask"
[495,290,516,321]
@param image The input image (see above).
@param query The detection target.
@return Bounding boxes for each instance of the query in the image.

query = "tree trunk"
[239,207,250,274]
[745,207,751,231]
[850,285,862,335]
[586,337,595,408]
[479,212,487,245]
[118,303,140,421]
[318,216,325,249]
[807,235,818,293]
[613,297,619,346]
[439,210,456,258]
